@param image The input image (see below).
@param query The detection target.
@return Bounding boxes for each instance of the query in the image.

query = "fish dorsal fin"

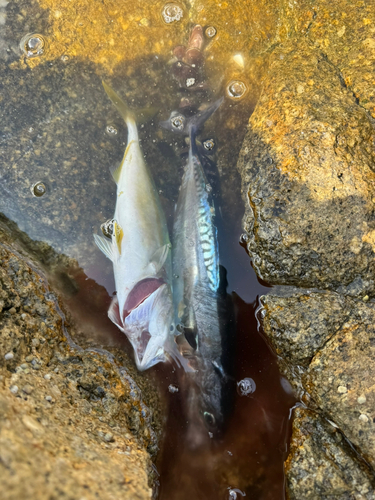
[94,234,114,261]
[146,243,171,274]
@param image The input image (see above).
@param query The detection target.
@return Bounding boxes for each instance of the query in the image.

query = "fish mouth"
[136,329,151,362]
[123,277,165,322]
[108,281,172,370]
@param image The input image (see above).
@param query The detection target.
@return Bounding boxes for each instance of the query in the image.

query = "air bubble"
[205,26,217,38]
[168,384,179,393]
[20,33,46,58]
[239,233,249,244]
[106,125,118,135]
[226,80,247,100]
[171,115,185,131]
[203,138,215,151]
[31,182,46,197]
[237,377,256,396]
[161,3,183,24]
[228,488,246,499]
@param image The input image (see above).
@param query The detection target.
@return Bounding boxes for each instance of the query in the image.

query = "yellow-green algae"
[22,0,282,107]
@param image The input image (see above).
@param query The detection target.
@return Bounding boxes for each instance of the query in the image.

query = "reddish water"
[152,217,296,500]
[53,210,296,500]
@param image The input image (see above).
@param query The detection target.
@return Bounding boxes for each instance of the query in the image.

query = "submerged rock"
[0,218,161,499]
[238,0,375,497]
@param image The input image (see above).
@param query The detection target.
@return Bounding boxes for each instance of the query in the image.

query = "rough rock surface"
[238,0,375,497]
[285,407,375,500]
[0,229,161,500]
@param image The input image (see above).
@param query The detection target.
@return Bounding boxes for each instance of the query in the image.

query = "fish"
[162,98,235,438]
[94,82,188,371]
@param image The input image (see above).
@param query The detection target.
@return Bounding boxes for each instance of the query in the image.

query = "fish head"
[195,357,236,438]
[122,283,174,371]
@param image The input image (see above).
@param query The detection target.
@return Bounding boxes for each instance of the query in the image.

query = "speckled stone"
[261,289,354,367]
[239,38,375,297]
[305,302,375,470]
[237,0,375,497]
[0,237,161,500]
[285,407,375,499]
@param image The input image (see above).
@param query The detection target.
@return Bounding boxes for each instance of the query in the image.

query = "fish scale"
[193,158,219,292]
[170,96,232,439]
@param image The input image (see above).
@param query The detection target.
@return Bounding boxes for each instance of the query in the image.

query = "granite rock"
[285,407,375,500]
[0,230,161,500]
[238,0,375,497]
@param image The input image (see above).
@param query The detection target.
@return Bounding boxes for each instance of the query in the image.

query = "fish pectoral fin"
[94,234,114,261]
[167,339,197,373]
[108,296,124,331]
[110,163,122,185]
[148,243,171,274]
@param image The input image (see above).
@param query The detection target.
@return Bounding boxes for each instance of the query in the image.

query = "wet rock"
[238,1,375,497]
[0,236,161,499]
[239,38,375,297]
[261,288,353,368]
[285,407,375,499]
[305,301,375,470]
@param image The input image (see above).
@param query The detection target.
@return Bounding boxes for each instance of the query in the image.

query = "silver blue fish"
[94,82,187,371]
[163,98,233,437]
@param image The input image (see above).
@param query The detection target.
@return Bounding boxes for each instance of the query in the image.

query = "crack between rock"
[314,47,375,127]
[307,297,356,363]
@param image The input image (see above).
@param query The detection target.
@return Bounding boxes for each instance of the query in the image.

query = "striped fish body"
[173,141,226,433]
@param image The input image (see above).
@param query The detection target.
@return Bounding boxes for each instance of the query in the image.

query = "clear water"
[0,2,296,498]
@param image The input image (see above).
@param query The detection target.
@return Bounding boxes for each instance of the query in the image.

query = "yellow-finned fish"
[94,82,187,371]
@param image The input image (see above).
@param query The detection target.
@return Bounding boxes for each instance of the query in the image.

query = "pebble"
[20,363,29,370]
[31,338,40,347]
[10,385,18,394]
[25,355,34,362]
[357,395,366,404]
[359,414,369,423]
[45,395,52,402]
[104,432,114,442]
[4,352,14,360]
[44,373,52,380]
[337,385,347,394]
[22,384,33,395]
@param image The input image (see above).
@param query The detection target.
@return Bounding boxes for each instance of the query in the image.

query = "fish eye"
[101,218,115,239]
[203,411,215,428]
[171,115,185,130]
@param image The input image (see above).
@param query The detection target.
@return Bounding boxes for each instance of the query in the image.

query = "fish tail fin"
[102,81,158,125]
[160,96,224,138]
[189,96,224,137]
[102,81,135,126]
